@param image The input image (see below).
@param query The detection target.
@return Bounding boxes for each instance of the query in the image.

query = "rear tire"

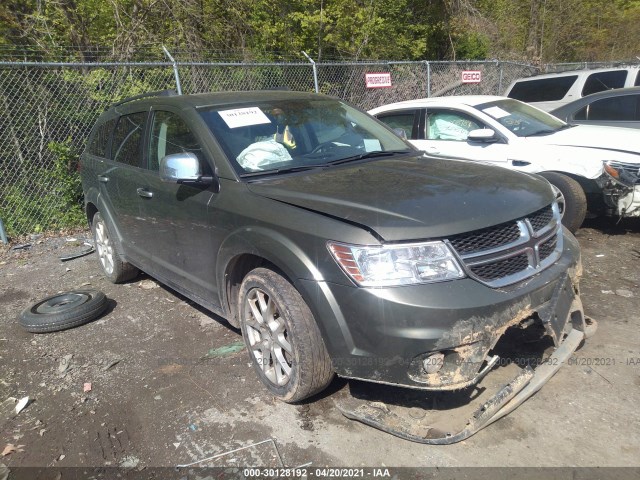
[540,172,587,233]
[238,268,334,403]
[91,212,139,283]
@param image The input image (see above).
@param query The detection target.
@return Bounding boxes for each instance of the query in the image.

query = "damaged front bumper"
[337,274,596,444]
[600,162,640,217]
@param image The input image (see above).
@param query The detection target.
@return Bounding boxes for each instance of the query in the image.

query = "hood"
[525,125,640,160]
[247,155,555,241]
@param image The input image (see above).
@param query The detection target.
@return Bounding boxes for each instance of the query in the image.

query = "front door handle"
[424,146,440,155]
[136,188,153,199]
[97,175,109,183]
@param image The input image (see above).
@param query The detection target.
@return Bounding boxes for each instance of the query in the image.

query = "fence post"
[0,218,8,244]
[498,61,504,94]
[302,51,319,93]
[425,61,431,97]
[162,46,183,95]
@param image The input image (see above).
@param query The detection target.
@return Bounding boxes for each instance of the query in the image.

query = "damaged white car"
[370,96,640,232]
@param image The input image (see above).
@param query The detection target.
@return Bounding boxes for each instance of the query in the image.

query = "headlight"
[604,161,639,186]
[327,241,465,287]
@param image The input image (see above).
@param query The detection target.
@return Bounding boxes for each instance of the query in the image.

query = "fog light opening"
[423,352,445,374]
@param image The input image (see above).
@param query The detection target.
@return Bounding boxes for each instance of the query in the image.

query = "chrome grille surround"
[447,203,563,288]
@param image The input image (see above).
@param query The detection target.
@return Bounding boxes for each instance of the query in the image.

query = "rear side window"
[111,112,147,167]
[87,118,116,157]
[582,71,627,96]
[635,71,640,86]
[508,76,578,102]
[575,95,640,121]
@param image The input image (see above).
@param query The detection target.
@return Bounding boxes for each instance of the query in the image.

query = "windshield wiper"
[240,164,327,177]
[325,150,412,166]
[526,124,574,137]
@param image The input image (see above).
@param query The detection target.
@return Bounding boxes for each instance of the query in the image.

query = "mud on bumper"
[336,273,595,444]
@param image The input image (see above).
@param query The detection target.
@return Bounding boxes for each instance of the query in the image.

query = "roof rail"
[112,89,178,107]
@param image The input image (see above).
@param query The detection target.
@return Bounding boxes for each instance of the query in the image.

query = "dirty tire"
[19,290,108,333]
[239,268,334,403]
[92,212,139,283]
[539,172,587,233]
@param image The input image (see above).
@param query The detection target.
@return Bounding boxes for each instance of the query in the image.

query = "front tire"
[91,212,139,283]
[238,268,334,403]
[540,172,587,233]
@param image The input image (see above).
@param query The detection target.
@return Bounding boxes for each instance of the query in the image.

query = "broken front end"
[599,161,640,218]
[324,204,595,443]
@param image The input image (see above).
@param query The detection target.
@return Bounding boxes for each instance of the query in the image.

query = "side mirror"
[160,152,212,185]
[467,128,498,143]
[392,128,408,140]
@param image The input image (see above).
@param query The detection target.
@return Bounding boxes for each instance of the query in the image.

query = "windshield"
[476,98,568,137]
[199,98,412,176]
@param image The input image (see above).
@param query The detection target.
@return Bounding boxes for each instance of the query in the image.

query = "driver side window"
[148,111,210,174]
[427,110,482,141]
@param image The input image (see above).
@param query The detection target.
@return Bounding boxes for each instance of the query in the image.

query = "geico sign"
[461,71,482,83]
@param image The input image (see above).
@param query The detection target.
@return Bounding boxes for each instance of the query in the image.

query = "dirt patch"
[1,218,639,468]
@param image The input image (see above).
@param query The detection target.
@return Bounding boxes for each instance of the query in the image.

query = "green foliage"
[3,139,84,236]
[1,0,638,62]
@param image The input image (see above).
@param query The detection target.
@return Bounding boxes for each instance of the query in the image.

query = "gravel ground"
[0,218,639,473]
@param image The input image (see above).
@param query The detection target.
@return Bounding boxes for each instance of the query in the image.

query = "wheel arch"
[217,227,326,329]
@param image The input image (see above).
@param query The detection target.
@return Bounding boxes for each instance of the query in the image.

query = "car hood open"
[247,155,554,241]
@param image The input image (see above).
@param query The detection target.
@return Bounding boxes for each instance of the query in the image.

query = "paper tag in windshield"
[364,139,382,152]
[218,107,271,129]
[482,106,511,119]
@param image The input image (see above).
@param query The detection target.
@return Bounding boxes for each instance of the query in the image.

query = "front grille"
[449,222,521,254]
[470,254,530,281]
[538,236,557,261]
[448,202,562,287]
[528,205,554,232]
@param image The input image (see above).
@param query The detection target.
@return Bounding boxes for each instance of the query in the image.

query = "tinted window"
[635,71,640,87]
[582,70,627,96]
[583,95,639,121]
[376,111,416,138]
[148,111,207,172]
[508,76,578,102]
[111,112,146,167]
[87,118,116,157]
[427,110,482,141]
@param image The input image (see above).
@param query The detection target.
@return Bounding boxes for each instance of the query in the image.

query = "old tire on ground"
[539,172,587,234]
[238,267,334,403]
[19,290,108,333]
[92,212,139,283]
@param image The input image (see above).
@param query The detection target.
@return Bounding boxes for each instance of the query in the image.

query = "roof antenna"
[163,45,183,95]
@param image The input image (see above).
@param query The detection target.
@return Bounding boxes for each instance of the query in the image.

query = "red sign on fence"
[461,70,482,83]
[365,73,392,88]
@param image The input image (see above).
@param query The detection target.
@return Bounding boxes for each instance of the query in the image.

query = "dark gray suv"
[81,90,590,439]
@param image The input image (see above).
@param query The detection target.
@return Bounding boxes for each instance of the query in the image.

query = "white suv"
[370,95,640,232]
[505,67,640,112]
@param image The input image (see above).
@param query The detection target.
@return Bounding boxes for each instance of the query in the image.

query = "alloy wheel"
[244,288,293,386]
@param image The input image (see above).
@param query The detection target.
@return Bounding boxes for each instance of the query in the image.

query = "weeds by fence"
[0,59,539,237]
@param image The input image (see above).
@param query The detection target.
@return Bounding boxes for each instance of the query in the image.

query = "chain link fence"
[0,59,539,238]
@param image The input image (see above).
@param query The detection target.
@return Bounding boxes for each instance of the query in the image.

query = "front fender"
[216,226,327,295]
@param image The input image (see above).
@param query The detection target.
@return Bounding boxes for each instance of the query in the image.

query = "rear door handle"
[136,188,153,199]
[97,175,109,183]
[424,146,440,154]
